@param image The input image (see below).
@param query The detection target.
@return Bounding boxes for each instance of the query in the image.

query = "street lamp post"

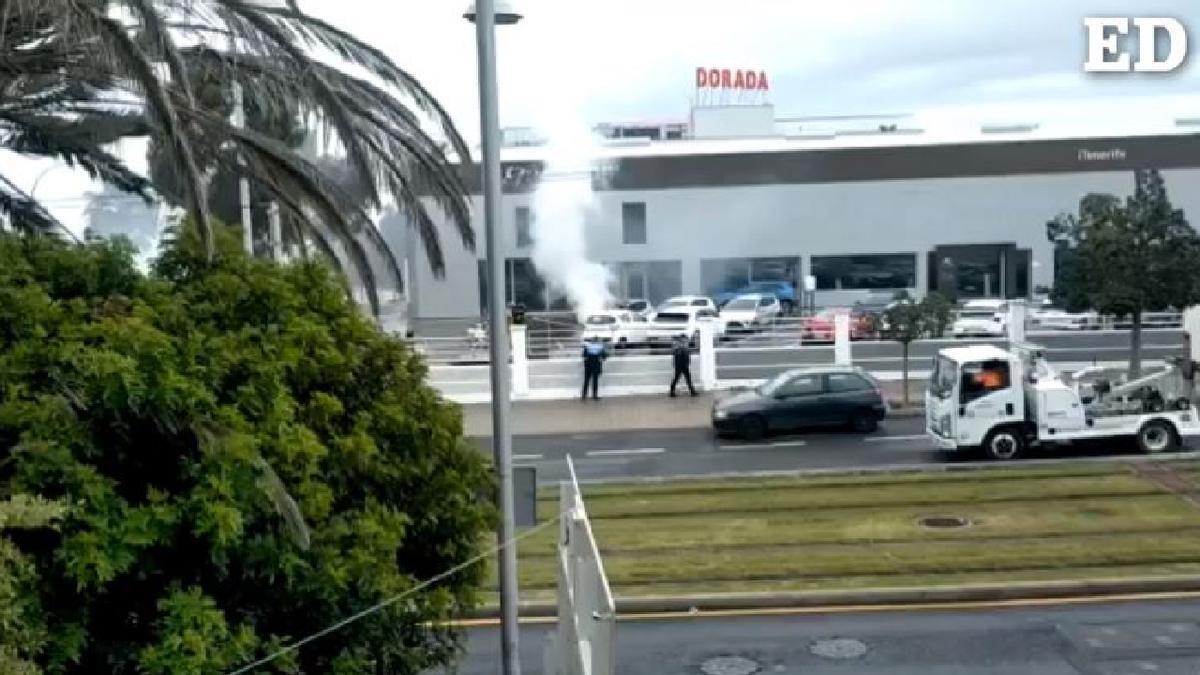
[464,2,522,675]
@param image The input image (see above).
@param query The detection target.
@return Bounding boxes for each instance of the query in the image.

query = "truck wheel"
[1137,420,1177,454]
[738,415,767,441]
[983,428,1023,461]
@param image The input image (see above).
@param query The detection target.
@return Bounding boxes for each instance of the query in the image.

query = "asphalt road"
[438,596,1200,675]
[470,416,1190,484]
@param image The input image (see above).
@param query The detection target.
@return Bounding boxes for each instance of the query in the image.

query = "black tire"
[738,415,767,441]
[849,410,878,434]
[983,427,1024,461]
[1137,419,1177,454]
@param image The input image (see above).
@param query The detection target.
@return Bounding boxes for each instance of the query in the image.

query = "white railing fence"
[543,456,615,675]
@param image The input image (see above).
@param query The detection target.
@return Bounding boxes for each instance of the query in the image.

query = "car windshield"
[586,315,617,325]
[959,310,997,319]
[756,371,797,396]
[655,312,689,323]
[930,356,958,399]
[661,299,687,308]
[726,298,757,310]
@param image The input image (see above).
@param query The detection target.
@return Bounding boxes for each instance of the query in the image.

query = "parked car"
[645,305,725,346]
[658,295,718,313]
[719,293,782,333]
[712,366,887,439]
[800,309,874,342]
[581,310,650,347]
[715,281,799,313]
[620,298,655,320]
[951,299,1009,338]
[1030,308,1099,331]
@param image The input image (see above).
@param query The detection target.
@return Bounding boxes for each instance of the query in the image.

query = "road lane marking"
[865,435,929,443]
[514,454,544,461]
[720,440,808,450]
[585,447,666,457]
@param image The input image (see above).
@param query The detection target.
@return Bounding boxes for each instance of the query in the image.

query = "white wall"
[410,167,1200,320]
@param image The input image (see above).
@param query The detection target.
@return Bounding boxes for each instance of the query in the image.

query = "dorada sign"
[695,67,770,91]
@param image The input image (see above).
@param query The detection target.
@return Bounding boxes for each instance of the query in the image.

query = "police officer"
[581,337,607,400]
[670,334,697,397]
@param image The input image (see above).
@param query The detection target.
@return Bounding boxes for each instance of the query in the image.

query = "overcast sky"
[10,0,1199,236]
[306,0,1199,140]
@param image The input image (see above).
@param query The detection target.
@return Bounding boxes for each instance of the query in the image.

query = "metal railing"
[543,456,615,675]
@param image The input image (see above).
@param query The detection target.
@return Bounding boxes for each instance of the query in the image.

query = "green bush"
[0,225,494,674]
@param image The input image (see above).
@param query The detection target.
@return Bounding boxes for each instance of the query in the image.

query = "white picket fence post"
[510,324,529,397]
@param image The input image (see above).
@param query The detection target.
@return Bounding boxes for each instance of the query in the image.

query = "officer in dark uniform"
[670,334,697,397]
[581,337,607,400]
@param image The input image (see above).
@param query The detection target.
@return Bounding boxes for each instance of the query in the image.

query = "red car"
[800,309,876,342]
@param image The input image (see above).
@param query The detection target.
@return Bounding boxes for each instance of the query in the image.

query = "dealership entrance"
[927,243,1030,301]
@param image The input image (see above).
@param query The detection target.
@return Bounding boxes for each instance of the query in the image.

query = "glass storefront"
[927,244,1031,300]
[700,256,800,299]
[811,254,916,290]
[607,260,682,304]
[478,257,552,312]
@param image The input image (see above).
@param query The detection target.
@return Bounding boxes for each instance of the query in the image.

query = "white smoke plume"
[528,119,615,322]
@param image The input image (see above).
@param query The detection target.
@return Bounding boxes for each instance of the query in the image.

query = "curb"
[463,575,1200,620]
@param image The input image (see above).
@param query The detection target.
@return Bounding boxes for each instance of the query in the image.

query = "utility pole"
[465,2,523,674]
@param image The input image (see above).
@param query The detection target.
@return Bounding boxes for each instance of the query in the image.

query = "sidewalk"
[460,380,925,437]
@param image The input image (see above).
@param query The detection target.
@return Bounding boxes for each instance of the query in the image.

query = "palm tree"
[0,0,474,315]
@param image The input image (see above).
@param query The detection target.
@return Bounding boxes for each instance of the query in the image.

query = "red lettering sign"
[695,68,770,91]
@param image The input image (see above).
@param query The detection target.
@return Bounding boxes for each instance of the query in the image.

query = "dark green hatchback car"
[712,366,888,440]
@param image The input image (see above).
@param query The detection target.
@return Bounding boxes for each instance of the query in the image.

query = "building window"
[515,207,532,248]
[700,257,801,305]
[606,260,682,304]
[622,202,646,245]
[811,254,916,291]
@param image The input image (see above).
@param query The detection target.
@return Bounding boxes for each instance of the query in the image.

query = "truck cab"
[928,343,1200,460]
[927,345,1027,459]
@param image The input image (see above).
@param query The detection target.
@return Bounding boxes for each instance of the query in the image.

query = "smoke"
[528,120,615,321]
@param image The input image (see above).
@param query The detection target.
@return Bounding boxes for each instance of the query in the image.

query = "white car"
[581,310,650,347]
[952,299,1009,338]
[657,295,718,313]
[1031,308,1099,331]
[645,306,725,346]
[719,293,782,333]
[620,298,654,319]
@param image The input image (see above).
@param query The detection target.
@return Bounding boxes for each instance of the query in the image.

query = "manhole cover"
[700,656,760,675]
[919,515,971,529]
[810,638,868,660]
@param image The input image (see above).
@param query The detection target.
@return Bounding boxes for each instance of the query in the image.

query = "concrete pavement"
[460,380,926,437]
[440,596,1200,675]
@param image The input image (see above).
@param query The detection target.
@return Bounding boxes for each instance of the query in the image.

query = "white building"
[396,103,1200,328]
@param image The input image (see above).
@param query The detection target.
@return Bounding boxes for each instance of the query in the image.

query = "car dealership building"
[393,95,1200,328]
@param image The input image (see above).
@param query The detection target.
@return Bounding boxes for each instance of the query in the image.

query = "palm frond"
[0,172,80,241]
[85,7,214,258]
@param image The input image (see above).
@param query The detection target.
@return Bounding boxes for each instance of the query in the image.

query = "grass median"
[483,461,1200,604]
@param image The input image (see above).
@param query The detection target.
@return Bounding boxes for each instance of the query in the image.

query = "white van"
[951,299,1008,338]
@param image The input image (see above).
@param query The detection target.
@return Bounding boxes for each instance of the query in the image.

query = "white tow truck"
[926,342,1200,459]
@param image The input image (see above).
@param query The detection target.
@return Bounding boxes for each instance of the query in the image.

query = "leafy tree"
[0,226,494,674]
[1,495,65,675]
[1047,169,1200,377]
[1,1,474,315]
[920,291,955,339]
[873,293,932,407]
